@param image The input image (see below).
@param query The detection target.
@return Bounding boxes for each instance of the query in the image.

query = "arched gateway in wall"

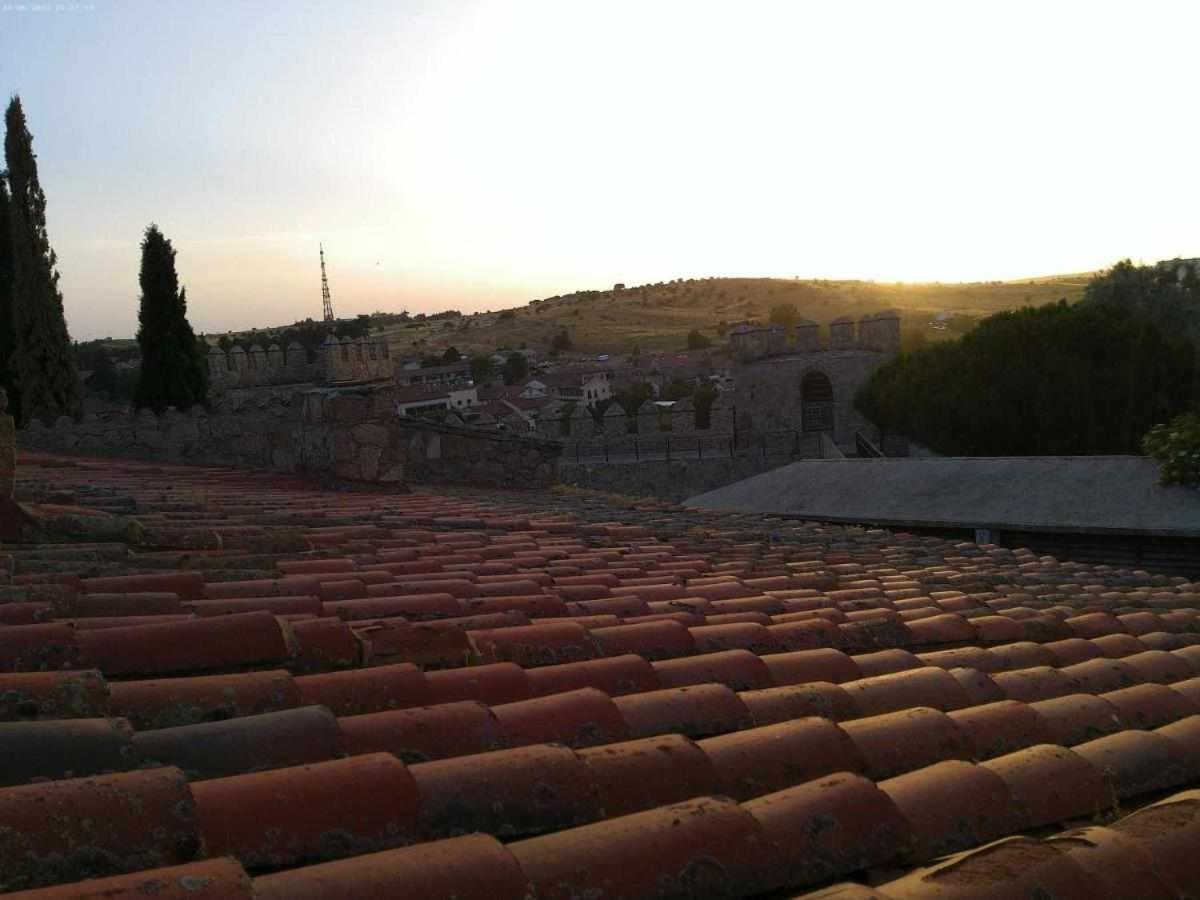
[801,370,834,433]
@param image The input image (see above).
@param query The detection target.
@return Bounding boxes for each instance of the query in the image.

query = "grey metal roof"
[685,456,1200,536]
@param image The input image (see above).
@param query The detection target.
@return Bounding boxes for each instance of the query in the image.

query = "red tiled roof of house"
[1,450,1199,896]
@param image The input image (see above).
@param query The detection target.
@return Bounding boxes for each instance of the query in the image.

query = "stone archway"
[801,370,834,433]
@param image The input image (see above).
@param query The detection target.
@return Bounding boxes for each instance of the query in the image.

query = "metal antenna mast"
[320,243,335,323]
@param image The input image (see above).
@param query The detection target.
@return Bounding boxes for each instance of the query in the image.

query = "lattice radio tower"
[320,243,335,323]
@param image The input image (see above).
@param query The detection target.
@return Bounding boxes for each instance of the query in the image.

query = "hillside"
[382,275,1092,359]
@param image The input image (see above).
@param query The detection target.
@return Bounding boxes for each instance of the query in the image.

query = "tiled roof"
[1,450,1199,896]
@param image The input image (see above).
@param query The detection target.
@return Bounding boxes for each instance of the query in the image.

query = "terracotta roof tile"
[1030,693,1124,745]
[981,743,1109,826]
[0,858,255,899]
[340,700,502,763]
[652,649,774,692]
[0,767,200,890]
[510,796,772,900]
[614,684,753,739]
[840,708,971,780]
[412,743,598,839]
[878,760,1026,860]
[740,682,858,725]
[745,773,912,891]
[0,669,108,720]
[131,706,345,779]
[252,833,527,900]
[0,718,138,786]
[700,717,863,801]
[870,836,1104,899]
[841,668,972,717]
[8,451,1200,896]
[578,733,719,818]
[1073,730,1198,800]
[294,663,431,716]
[1106,789,1200,896]
[192,753,420,869]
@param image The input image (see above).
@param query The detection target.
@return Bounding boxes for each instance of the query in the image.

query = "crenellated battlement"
[207,335,391,393]
[729,310,901,362]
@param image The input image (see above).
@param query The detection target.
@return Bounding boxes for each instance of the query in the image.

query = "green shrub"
[1142,414,1200,488]
[856,301,1195,456]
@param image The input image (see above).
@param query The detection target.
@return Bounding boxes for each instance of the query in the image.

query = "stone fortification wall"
[207,336,391,394]
[557,456,789,503]
[730,311,901,362]
[733,351,884,447]
[20,394,306,471]
[302,390,560,489]
[18,383,560,490]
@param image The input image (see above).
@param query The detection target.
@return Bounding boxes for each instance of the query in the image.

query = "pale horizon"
[3,0,1197,340]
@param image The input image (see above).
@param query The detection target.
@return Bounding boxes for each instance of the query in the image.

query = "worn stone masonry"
[302,389,561,489]
[206,335,391,395]
[0,389,14,500]
[18,383,561,490]
[558,456,794,503]
[0,388,34,538]
[20,395,303,472]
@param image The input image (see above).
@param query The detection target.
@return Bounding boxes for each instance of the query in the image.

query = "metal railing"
[562,430,824,463]
[855,431,886,458]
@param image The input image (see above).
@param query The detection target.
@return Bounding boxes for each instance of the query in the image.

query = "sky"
[1,0,1198,340]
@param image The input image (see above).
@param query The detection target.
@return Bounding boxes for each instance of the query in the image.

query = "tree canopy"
[1082,258,1200,343]
[4,96,81,424]
[551,329,573,354]
[613,381,654,415]
[768,303,799,332]
[0,176,14,413]
[469,353,495,384]
[501,351,529,385]
[134,224,208,412]
[855,299,1195,456]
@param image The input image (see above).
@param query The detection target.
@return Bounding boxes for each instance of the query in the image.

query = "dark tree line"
[134,224,208,412]
[1,97,215,420]
[856,295,1196,456]
[2,96,82,424]
[217,314,372,362]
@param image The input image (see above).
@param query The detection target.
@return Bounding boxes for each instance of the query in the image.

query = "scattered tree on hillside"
[442,346,462,364]
[469,353,495,384]
[551,329,572,354]
[769,303,799,332]
[501,351,529,385]
[0,175,13,411]
[613,381,654,415]
[694,383,719,428]
[4,96,81,424]
[134,224,209,412]
[855,300,1195,456]
[661,379,694,402]
[686,329,711,350]
[82,344,119,396]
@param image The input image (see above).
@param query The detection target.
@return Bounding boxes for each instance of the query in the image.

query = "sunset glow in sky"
[3,0,1198,339]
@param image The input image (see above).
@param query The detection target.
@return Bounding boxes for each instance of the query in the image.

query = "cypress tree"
[4,96,81,424]
[134,224,208,412]
[0,173,15,420]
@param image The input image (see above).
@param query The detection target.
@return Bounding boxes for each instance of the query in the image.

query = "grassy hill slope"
[383,274,1092,359]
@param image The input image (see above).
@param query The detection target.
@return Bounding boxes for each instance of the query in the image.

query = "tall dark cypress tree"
[5,96,81,424]
[0,173,15,421]
[134,224,208,412]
